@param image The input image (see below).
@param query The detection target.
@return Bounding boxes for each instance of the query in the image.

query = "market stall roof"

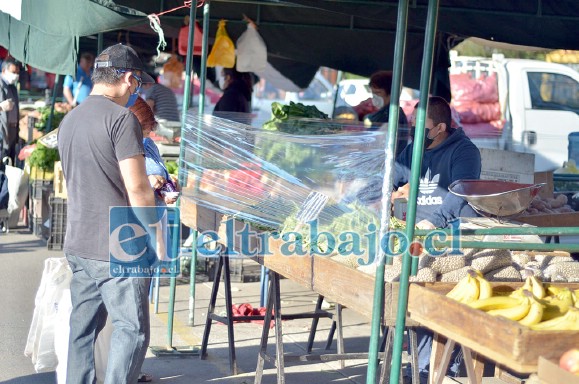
[0,0,146,75]
[2,1,579,91]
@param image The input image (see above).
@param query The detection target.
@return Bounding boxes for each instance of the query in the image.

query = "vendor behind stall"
[63,52,94,107]
[364,71,409,155]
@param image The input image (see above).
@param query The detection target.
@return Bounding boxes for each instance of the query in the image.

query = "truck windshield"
[527,72,579,113]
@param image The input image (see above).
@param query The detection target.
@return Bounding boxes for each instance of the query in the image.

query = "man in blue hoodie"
[394,95,481,230]
[397,96,481,383]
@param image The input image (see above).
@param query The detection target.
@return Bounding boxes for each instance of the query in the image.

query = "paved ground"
[0,228,408,384]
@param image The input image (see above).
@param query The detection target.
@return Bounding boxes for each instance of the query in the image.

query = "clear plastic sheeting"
[180,114,396,230]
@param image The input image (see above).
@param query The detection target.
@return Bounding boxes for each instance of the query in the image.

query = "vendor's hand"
[148,174,166,190]
[0,98,14,112]
[164,195,178,204]
[416,219,436,230]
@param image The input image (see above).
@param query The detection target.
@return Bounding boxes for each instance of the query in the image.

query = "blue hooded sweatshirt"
[394,127,481,228]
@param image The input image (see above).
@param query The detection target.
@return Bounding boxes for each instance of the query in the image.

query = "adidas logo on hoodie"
[417,172,443,205]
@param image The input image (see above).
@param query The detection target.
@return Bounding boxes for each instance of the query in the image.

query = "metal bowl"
[448,180,546,217]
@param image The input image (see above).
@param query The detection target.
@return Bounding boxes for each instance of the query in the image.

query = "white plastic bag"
[236,23,267,73]
[25,257,72,372]
[54,288,72,383]
[5,163,29,228]
[54,284,112,384]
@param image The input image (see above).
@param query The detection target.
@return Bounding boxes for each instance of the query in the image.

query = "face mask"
[125,85,141,108]
[218,76,226,90]
[423,128,435,149]
[371,94,384,109]
[2,72,19,85]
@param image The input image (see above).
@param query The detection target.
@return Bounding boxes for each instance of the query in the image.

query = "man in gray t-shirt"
[57,44,156,384]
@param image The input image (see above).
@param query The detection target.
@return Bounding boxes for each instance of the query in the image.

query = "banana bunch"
[454,273,579,330]
[446,269,493,304]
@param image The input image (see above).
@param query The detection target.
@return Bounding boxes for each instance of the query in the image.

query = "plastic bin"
[569,132,579,164]
[47,197,67,250]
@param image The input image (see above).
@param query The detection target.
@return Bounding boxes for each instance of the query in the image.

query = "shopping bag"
[236,23,267,73]
[25,257,72,373]
[4,163,29,228]
[54,284,112,383]
[207,20,235,68]
[54,288,72,383]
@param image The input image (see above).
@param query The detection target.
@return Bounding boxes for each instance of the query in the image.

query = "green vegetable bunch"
[165,160,178,176]
[29,142,60,171]
[263,101,341,135]
[34,107,66,132]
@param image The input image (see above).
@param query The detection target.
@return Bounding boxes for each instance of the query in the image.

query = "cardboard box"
[538,357,579,384]
[479,148,534,184]
[53,161,67,199]
[534,171,554,199]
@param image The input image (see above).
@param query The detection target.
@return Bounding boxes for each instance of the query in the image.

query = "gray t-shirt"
[58,95,145,261]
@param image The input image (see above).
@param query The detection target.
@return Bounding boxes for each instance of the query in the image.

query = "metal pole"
[167,209,181,348]
[177,0,198,331]
[366,0,409,382]
[389,0,439,383]
[45,74,60,132]
[198,0,211,114]
[331,70,343,118]
[97,33,103,54]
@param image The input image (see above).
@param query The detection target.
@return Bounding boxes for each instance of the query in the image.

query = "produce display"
[522,193,575,215]
[446,270,579,330]
[28,142,60,171]
[263,101,342,134]
[559,348,579,376]
[34,106,67,132]
[337,246,579,284]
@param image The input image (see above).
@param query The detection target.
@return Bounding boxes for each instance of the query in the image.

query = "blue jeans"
[406,328,463,382]
[65,254,151,384]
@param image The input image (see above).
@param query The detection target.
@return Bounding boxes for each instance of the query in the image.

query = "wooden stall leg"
[408,327,420,384]
[222,252,238,375]
[461,345,477,384]
[255,271,275,384]
[335,304,345,369]
[272,272,286,384]
[306,295,324,353]
[200,254,224,360]
[431,336,454,384]
[472,351,485,383]
[379,326,395,384]
[324,321,337,350]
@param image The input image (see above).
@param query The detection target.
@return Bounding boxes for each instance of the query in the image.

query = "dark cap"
[94,44,154,83]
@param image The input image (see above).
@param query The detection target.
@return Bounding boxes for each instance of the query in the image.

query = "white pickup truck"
[450,53,579,172]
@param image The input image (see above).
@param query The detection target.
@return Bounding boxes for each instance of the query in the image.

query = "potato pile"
[331,248,579,284]
[521,194,574,215]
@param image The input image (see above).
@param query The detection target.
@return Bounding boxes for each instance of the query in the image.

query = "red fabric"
[450,73,499,103]
[178,22,203,56]
[228,303,274,328]
[452,100,501,123]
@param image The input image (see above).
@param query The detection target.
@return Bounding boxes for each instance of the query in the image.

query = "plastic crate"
[32,217,49,240]
[47,197,67,250]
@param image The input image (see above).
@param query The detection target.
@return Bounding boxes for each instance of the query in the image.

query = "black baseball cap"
[94,44,154,83]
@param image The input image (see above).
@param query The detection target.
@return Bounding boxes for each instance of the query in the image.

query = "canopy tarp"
[2,1,579,92]
[0,0,145,75]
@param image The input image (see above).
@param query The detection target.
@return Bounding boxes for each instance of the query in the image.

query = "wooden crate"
[180,196,222,233]
[258,239,314,289]
[53,161,67,199]
[216,217,263,255]
[407,284,579,373]
[516,212,579,227]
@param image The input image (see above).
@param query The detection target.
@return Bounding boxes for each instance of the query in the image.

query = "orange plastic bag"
[207,20,235,68]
